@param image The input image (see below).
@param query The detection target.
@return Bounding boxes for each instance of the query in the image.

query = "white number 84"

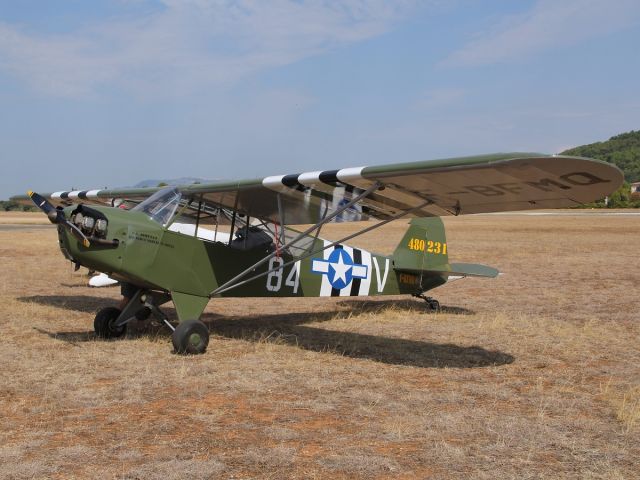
[266,258,300,293]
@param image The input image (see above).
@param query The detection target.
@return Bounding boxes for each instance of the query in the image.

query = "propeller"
[28,191,91,248]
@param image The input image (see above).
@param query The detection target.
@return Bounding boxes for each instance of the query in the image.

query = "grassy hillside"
[562,130,640,183]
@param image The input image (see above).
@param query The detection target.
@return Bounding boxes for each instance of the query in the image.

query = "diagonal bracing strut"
[208,182,382,297]
[210,198,434,296]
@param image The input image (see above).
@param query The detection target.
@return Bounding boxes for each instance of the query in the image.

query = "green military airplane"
[12,153,623,354]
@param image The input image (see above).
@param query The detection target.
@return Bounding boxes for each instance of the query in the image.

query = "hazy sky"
[1,0,639,198]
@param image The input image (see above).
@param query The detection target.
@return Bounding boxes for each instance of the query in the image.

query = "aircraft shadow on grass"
[20,294,109,313]
[22,295,513,369]
[336,298,475,316]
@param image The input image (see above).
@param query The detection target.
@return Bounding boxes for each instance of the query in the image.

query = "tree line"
[561,130,640,208]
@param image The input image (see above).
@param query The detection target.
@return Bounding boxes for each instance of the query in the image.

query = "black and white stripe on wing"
[49,189,103,206]
[262,167,402,218]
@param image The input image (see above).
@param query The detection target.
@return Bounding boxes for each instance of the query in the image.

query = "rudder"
[393,217,449,273]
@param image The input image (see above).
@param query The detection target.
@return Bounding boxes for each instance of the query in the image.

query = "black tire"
[428,300,441,312]
[135,306,152,321]
[94,307,127,339]
[172,319,209,355]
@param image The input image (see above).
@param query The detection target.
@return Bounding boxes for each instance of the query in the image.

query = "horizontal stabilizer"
[444,262,499,278]
[397,262,499,278]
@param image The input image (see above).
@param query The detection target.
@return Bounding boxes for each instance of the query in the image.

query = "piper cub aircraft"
[13,153,623,354]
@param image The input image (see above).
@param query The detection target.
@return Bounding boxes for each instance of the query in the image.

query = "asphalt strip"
[0,224,55,231]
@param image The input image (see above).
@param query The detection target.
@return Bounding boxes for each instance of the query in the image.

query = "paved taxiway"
[0,224,55,231]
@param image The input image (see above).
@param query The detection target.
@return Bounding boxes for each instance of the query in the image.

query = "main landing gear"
[94,307,127,339]
[412,293,441,312]
[171,319,209,355]
[93,290,210,355]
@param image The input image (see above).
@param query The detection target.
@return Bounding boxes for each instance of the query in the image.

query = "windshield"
[132,187,182,226]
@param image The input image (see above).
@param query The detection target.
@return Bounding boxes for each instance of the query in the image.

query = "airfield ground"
[0,211,638,479]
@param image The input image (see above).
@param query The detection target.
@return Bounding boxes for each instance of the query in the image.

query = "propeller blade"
[27,190,63,223]
[28,190,57,214]
[27,191,90,248]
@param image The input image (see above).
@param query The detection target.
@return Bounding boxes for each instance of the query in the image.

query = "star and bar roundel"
[311,242,372,296]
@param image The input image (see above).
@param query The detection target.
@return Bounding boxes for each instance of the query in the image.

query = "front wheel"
[428,299,440,312]
[94,307,127,339]
[172,319,209,355]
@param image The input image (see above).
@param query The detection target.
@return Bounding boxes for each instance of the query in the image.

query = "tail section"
[393,217,498,284]
[393,217,450,273]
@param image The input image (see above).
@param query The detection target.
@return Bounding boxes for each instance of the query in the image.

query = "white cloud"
[414,87,466,110]
[0,0,416,98]
[442,0,640,67]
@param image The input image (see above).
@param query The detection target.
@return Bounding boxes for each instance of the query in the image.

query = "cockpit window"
[132,187,182,226]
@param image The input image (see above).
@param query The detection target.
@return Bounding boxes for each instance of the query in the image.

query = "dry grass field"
[0,211,639,479]
[0,211,49,225]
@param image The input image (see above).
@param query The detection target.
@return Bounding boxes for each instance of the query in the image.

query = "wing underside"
[11,153,623,224]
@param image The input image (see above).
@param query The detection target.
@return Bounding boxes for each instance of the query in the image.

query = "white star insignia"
[330,251,351,284]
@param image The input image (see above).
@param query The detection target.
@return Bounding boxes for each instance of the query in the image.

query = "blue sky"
[1,0,639,198]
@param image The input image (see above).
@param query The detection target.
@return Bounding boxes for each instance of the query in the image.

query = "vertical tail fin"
[393,217,449,272]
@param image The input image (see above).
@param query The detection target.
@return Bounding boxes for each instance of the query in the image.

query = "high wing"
[12,153,623,224]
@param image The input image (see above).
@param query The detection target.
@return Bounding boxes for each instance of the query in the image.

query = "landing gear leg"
[141,293,174,332]
[412,293,440,312]
[94,288,146,339]
[170,292,210,355]
[95,290,173,339]
[95,291,210,353]
[94,307,127,339]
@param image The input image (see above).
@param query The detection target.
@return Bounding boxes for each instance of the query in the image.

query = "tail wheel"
[428,299,440,311]
[172,319,209,355]
[94,307,127,339]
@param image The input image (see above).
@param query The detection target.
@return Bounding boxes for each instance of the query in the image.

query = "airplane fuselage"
[59,205,446,304]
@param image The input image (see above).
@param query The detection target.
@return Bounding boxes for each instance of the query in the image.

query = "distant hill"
[561,130,640,183]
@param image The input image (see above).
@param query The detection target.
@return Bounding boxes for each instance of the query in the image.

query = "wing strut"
[208,182,382,297]
[210,198,433,296]
[228,194,240,246]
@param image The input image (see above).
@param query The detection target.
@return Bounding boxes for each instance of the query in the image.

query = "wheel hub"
[188,333,201,346]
